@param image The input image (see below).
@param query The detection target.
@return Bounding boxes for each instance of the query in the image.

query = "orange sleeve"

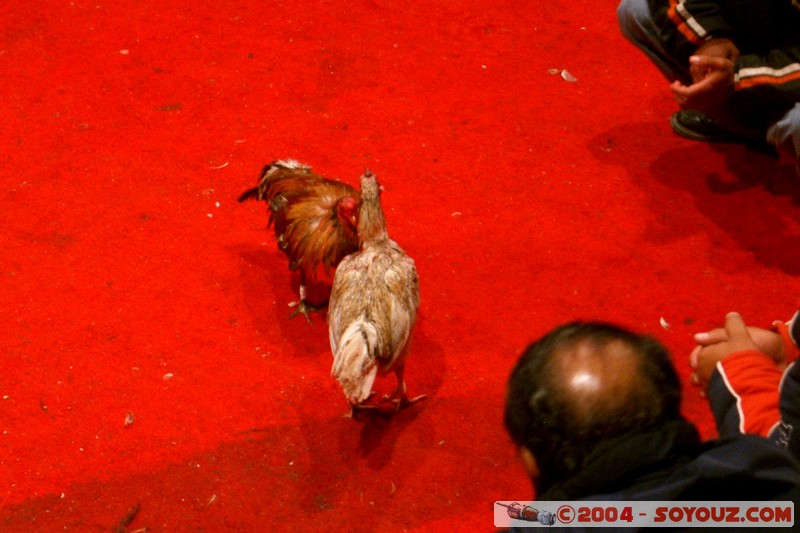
[772,320,800,366]
[715,350,783,437]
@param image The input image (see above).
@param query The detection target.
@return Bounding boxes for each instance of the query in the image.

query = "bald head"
[504,322,682,491]
[553,337,664,429]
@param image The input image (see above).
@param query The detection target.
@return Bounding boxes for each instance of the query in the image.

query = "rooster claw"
[388,393,427,413]
[348,403,395,419]
[348,403,377,419]
[288,300,319,324]
[348,393,427,417]
[342,393,378,419]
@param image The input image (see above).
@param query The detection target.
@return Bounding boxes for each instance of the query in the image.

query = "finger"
[689,62,713,83]
[683,76,716,97]
[689,55,732,71]
[670,76,716,104]
[671,84,689,97]
[689,66,707,84]
[724,311,749,342]
[694,327,728,345]
[725,311,750,339]
[689,345,702,369]
[670,82,691,105]
[690,372,700,386]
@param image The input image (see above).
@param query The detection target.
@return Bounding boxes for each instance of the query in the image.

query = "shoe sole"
[669,113,742,143]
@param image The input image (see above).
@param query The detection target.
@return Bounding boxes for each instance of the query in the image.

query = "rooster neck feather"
[247,161,360,283]
[357,172,388,245]
[358,200,388,246]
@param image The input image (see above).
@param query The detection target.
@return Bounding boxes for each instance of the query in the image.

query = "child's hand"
[689,312,764,393]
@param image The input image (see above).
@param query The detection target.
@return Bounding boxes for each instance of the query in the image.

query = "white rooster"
[328,169,424,415]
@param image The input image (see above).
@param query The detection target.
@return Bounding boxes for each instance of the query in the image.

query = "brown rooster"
[238,160,360,323]
[328,169,424,415]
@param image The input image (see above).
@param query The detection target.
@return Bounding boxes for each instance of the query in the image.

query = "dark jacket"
[648,0,800,125]
[538,420,799,502]
[508,420,799,532]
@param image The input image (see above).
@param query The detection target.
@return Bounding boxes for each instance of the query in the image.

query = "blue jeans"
[617,0,692,85]
[617,0,800,164]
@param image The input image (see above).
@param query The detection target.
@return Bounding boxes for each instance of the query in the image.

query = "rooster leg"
[345,392,378,419]
[383,365,427,412]
[288,283,318,324]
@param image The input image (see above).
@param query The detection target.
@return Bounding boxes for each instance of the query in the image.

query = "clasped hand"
[690,312,786,395]
[670,38,738,111]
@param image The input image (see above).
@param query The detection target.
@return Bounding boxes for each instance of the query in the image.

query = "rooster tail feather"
[237,186,259,203]
[331,318,379,404]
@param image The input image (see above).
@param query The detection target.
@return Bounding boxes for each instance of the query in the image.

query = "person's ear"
[519,447,540,481]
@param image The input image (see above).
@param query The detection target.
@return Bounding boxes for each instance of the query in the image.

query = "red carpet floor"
[3,1,800,531]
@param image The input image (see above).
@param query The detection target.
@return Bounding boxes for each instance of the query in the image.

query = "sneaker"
[670,110,744,143]
[670,109,779,157]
